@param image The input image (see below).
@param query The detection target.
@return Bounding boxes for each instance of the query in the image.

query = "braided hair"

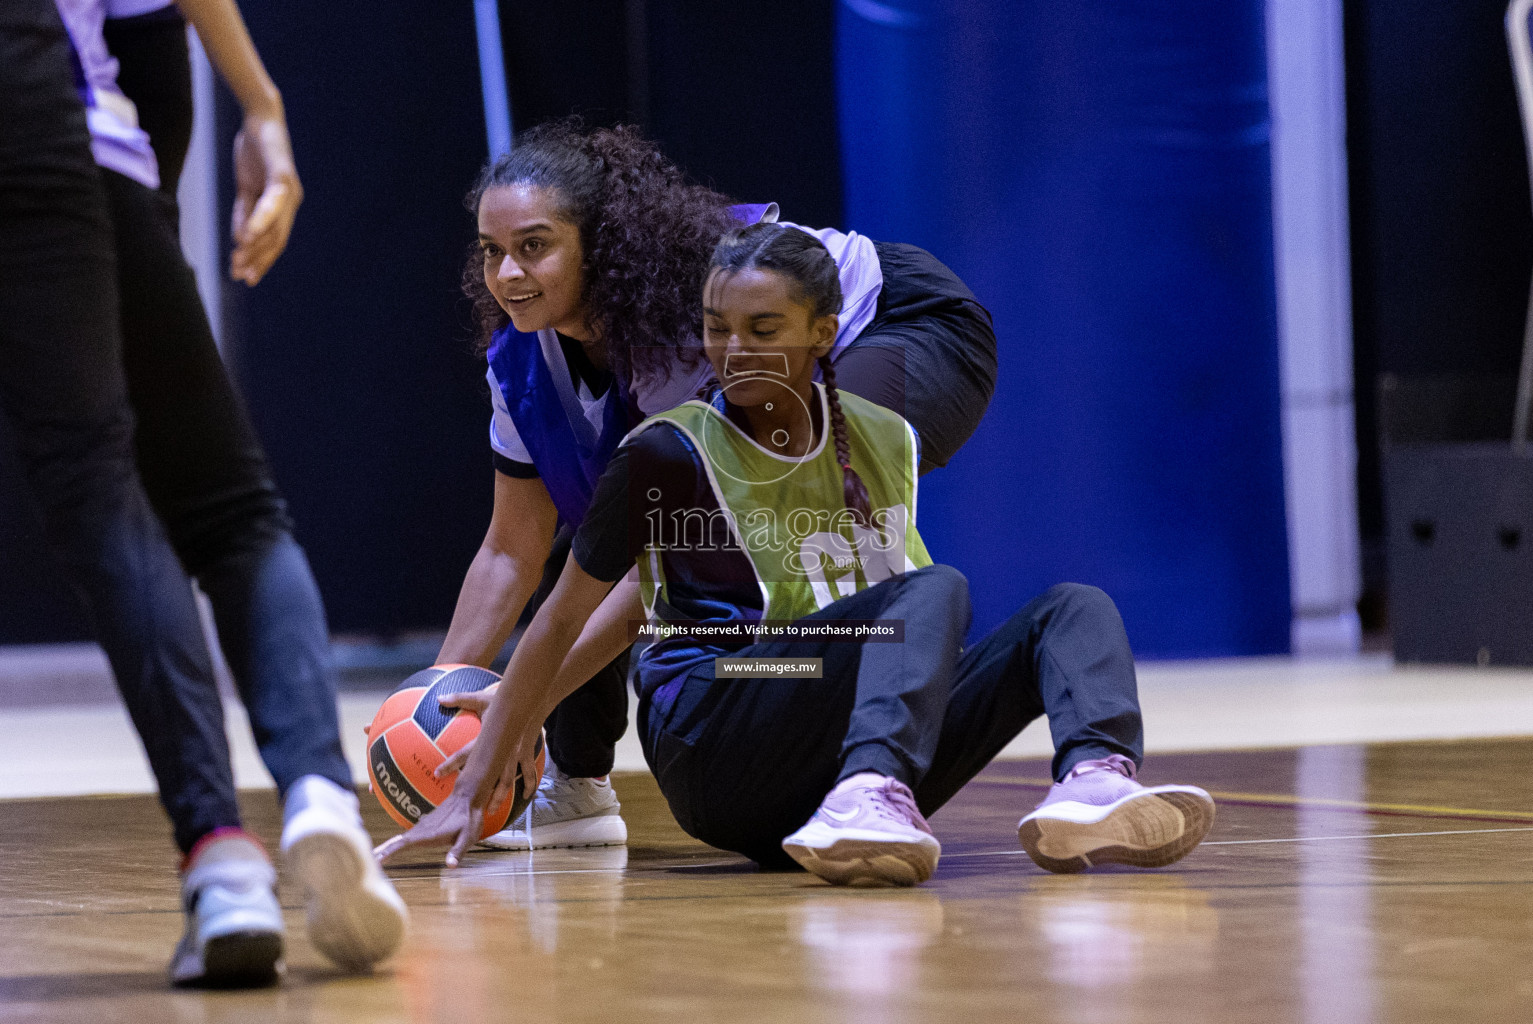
[463,119,738,385]
[708,223,873,527]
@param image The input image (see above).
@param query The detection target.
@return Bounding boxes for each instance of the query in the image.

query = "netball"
[366,664,545,836]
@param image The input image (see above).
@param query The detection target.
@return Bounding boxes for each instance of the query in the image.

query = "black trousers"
[99,5,351,802]
[639,567,1144,867]
[106,166,352,806]
[0,0,238,853]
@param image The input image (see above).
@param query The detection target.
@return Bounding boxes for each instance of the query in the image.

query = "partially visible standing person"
[0,0,406,987]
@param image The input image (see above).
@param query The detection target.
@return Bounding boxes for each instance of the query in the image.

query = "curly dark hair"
[463,120,739,386]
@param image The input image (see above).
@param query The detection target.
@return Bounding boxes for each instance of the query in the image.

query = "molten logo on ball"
[364,664,546,840]
[372,760,424,822]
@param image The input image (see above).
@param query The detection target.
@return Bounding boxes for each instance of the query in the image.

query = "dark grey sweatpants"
[638,565,1145,867]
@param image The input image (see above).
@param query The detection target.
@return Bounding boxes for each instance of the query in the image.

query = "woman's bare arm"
[437,471,559,668]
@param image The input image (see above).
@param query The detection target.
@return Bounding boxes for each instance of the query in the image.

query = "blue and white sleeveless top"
[486,327,711,527]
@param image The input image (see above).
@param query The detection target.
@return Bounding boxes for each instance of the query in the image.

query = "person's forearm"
[534,577,641,723]
[438,545,545,668]
[175,0,282,118]
[464,610,586,803]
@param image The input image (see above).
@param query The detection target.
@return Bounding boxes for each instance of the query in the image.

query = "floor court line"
[389,825,1533,879]
[1199,826,1533,845]
[942,825,1533,859]
[969,776,1533,824]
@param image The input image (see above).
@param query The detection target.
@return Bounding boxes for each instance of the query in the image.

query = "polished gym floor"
[3,736,1531,1023]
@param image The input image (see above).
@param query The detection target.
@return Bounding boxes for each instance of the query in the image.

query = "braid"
[818,355,873,527]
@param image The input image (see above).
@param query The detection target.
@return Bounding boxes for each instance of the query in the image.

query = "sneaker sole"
[285,830,407,970]
[172,930,283,988]
[1018,787,1215,874]
[782,837,939,887]
[480,813,628,851]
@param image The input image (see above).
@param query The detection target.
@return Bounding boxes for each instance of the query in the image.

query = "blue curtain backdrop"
[839,0,1291,656]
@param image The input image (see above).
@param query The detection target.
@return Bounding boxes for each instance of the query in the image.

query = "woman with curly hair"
[434,121,997,853]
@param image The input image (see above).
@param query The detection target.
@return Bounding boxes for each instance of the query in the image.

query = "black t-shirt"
[573,422,756,595]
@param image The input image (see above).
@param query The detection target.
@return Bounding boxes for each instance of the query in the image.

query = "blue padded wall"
[839,0,1290,656]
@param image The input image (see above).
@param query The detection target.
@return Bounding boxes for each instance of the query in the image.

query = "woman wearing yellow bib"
[378,224,1215,886]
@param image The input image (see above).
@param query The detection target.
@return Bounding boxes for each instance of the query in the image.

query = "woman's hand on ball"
[431,689,498,778]
[513,730,544,803]
[373,788,482,868]
[438,686,497,717]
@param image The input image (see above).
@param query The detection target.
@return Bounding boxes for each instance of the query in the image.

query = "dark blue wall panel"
[839,0,1290,656]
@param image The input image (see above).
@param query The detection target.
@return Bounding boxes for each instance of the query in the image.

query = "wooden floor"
[3,738,1532,1023]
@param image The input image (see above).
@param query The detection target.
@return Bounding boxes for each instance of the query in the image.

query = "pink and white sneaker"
[1018,755,1215,873]
[782,774,941,887]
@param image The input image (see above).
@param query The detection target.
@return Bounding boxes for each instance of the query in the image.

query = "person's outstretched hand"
[374,788,483,868]
[230,112,302,285]
[374,728,542,868]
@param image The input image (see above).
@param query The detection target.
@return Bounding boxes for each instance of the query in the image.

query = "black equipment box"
[1380,376,1533,665]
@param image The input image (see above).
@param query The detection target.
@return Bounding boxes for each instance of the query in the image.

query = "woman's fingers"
[445,806,485,868]
[372,830,414,864]
[374,823,437,864]
[228,118,302,285]
[437,689,493,716]
[374,792,475,865]
[435,741,474,778]
[488,775,512,814]
[516,750,541,802]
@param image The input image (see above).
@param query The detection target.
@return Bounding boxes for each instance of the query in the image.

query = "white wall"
[1266,0,1364,655]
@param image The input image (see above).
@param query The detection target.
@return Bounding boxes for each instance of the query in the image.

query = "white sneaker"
[480,762,628,850]
[781,774,941,887]
[170,829,284,987]
[280,775,409,970]
[1017,755,1215,873]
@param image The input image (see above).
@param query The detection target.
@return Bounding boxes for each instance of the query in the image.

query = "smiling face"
[478,183,590,340]
[702,266,837,409]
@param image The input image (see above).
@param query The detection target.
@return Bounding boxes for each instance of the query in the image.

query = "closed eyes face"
[702,267,836,407]
[478,183,590,340]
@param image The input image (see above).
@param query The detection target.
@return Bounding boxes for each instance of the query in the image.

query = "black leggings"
[1,1,240,853]
[639,566,1144,867]
[834,242,998,475]
[104,166,352,809]
[100,9,352,808]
